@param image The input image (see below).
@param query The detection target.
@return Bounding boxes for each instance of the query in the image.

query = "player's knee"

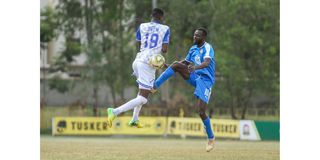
[170,61,179,69]
[136,95,148,105]
[171,61,184,70]
[172,61,179,64]
[198,111,206,116]
[198,108,207,118]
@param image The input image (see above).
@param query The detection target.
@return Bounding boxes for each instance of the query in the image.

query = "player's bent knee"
[170,61,179,68]
[198,111,206,116]
[171,61,185,70]
[172,61,179,64]
[136,95,148,105]
[199,112,207,120]
[198,108,207,118]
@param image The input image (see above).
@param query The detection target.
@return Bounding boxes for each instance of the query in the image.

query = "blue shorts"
[186,72,214,104]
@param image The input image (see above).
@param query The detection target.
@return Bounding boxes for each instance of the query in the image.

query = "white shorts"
[132,60,156,90]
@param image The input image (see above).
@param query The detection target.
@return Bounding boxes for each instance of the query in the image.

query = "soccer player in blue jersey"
[152,27,216,152]
[107,8,170,128]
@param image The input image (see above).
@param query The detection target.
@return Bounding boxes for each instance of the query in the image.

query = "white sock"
[113,95,147,116]
[132,105,142,121]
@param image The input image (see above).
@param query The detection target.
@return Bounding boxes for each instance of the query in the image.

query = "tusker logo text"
[212,124,237,133]
[71,121,108,131]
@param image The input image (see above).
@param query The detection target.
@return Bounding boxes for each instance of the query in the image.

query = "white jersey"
[135,21,170,63]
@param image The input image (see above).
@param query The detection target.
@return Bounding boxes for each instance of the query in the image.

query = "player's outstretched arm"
[189,58,211,71]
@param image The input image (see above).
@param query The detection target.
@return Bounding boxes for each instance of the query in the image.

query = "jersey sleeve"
[136,25,141,41]
[204,44,214,59]
[162,28,170,44]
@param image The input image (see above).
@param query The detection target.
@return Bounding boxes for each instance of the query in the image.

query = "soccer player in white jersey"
[107,8,170,128]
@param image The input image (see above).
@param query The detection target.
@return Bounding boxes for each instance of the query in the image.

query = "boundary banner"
[52,116,254,139]
[52,116,166,136]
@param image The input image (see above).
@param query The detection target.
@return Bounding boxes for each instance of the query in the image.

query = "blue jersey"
[185,42,215,84]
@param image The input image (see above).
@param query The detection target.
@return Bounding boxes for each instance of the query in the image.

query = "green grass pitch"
[41,135,279,160]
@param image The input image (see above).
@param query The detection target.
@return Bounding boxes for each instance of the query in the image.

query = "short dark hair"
[196,27,208,37]
[152,8,164,19]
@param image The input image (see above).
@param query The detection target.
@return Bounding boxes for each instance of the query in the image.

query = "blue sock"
[203,117,214,139]
[154,67,175,89]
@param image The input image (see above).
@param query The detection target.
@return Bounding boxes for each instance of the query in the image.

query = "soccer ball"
[149,54,165,69]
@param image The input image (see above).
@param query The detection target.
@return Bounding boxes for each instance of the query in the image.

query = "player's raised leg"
[154,61,190,91]
[153,66,175,90]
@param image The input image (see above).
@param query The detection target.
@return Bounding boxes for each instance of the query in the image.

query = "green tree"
[210,0,279,119]
[49,0,136,115]
[41,6,57,43]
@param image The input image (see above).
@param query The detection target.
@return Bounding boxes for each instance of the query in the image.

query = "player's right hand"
[188,65,195,72]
